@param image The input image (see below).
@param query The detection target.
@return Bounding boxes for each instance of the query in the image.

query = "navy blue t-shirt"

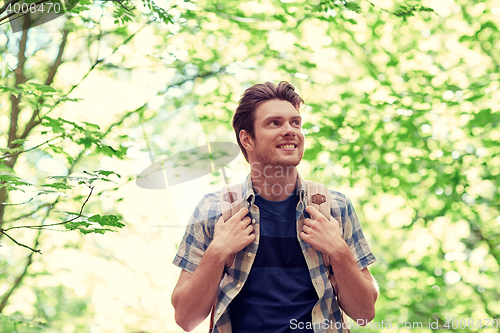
[229,192,318,332]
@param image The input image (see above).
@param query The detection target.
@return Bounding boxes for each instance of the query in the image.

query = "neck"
[250,164,298,201]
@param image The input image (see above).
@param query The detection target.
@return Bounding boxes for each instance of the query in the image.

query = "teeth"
[279,144,295,149]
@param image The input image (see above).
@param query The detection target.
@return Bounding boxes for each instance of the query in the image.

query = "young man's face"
[245,99,305,168]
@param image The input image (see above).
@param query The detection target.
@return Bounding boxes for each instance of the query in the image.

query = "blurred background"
[1,0,499,332]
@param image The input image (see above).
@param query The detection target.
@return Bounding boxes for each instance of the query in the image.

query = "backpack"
[210,180,349,332]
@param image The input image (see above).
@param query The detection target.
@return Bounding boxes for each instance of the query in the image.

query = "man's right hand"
[212,207,255,259]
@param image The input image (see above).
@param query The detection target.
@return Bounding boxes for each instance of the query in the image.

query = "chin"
[276,157,302,167]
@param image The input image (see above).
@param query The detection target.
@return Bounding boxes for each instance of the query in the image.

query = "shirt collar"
[242,171,307,206]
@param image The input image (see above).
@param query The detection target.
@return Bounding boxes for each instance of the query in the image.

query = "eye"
[269,120,279,126]
[292,120,301,126]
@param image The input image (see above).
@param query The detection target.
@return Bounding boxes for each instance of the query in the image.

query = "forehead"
[254,99,300,121]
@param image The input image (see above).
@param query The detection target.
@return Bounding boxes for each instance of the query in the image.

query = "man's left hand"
[299,206,345,256]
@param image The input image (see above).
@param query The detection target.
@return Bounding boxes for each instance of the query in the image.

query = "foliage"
[1,0,499,331]
[0,0,187,327]
[0,284,91,332]
[157,0,499,331]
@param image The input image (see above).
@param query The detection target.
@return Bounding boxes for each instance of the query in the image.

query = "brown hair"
[232,81,304,162]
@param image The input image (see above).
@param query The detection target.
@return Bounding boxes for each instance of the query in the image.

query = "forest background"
[1,0,499,332]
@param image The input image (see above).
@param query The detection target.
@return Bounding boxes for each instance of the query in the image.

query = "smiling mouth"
[277,144,297,149]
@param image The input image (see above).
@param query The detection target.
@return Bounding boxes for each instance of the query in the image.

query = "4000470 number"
[444,319,499,330]
[6,2,62,14]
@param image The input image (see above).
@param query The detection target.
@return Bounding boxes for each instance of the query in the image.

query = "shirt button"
[247,252,252,257]
[252,219,256,224]
[216,309,221,314]
[236,284,241,288]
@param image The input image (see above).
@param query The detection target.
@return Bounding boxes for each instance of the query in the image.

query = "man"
[171,82,378,332]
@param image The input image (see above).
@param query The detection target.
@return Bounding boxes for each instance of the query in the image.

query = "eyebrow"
[263,115,302,122]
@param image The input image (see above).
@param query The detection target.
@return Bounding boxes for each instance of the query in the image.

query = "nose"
[281,122,296,137]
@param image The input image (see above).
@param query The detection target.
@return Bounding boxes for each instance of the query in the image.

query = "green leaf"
[76,136,99,148]
[88,214,125,228]
[48,145,75,164]
[345,2,362,13]
[37,190,69,197]
[42,117,65,134]
[60,118,85,132]
[83,122,101,130]
[95,170,121,178]
[38,85,57,93]
[41,182,74,190]
[48,175,89,182]
[64,221,91,230]
[59,97,84,103]
[79,228,115,234]
[0,175,34,192]
[419,6,435,12]
[96,145,125,158]
[0,86,22,98]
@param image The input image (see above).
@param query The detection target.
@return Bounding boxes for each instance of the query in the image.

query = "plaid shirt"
[173,173,376,333]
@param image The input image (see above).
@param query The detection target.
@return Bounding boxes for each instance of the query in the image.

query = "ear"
[239,130,254,152]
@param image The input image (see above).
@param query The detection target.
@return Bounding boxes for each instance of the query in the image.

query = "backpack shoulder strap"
[210,183,244,332]
[220,183,243,222]
[305,180,334,268]
[305,180,331,220]
[306,180,351,330]
[305,180,343,235]
[219,182,244,268]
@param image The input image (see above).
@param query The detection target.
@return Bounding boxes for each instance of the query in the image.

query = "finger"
[241,216,252,225]
[234,207,249,220]
[303,218,312,227]
[305,206,321,220]
[216,215,225,224]
[227,207,249,223]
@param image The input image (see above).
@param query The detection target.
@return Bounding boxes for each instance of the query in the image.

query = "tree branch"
[3,203,51,223]
[0,229,41,253]
[1,27,68,238]
[4,186,94,231]
[5,29,70,168]
[0,212,45,313]
[0,188,7,239]
[115,0,135,12]
[45,29,69,87]
[0,15,31,237]
[0,136,64,161]
[1,197,33,206]
[0,250,34,312]
[7,15,30,153]
[0,19,167,311]
[365,0,394,15]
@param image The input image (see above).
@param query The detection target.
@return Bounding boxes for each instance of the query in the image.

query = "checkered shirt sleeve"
[330,190,376,270]
[173,192,222,273]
